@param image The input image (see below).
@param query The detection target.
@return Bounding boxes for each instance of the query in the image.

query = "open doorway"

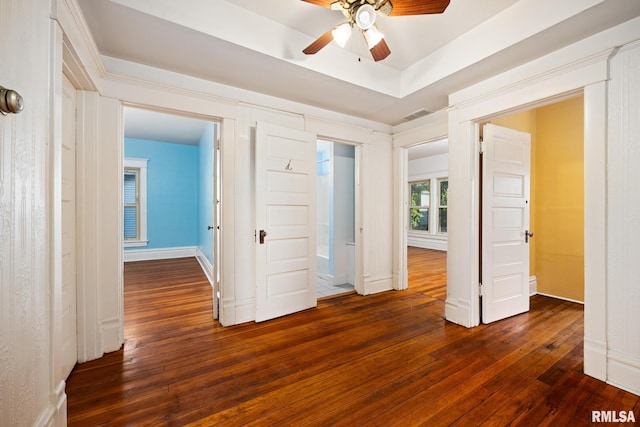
[406,139,448,300]
[316,139,356,298]
[122,106,221,318]
[484,95,584,312]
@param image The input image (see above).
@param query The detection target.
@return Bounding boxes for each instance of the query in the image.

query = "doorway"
[405,140,449,300]
[316,139,356,298]
[122,106,221,318]
[484,96,585,313]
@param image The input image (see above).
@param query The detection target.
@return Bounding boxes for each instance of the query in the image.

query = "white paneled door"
[61,74,78,378]
[481,124,531,324]
[255,123,317,322]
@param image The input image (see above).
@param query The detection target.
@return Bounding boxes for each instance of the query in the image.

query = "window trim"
[437,178,448,234]
[409,180,430,232]
[408,175,448,236]
[124,157,148,248]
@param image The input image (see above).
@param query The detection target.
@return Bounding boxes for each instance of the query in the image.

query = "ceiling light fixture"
[331,22,352,48]
[363,24,384,49]
[355,4,376,30]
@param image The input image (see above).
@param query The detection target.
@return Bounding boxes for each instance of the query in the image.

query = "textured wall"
[0,0,55,425]
[607,40,640,394]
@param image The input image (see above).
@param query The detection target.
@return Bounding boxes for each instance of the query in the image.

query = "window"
[410,181,430,231]
[438,179,448,233]
[123,158,148,247]
[408,177,448,235]
[123,169,139,239]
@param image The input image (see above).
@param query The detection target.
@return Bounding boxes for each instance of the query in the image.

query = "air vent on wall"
[402,108,432,122]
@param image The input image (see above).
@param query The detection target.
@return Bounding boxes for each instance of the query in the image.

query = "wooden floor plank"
[65,252,639,426]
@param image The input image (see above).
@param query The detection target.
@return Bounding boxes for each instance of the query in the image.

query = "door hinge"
[479,140,484,154]
[479,283,483,296]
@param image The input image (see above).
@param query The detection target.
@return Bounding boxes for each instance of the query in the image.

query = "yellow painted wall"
[490,96,584,302]
[535,96,584,302]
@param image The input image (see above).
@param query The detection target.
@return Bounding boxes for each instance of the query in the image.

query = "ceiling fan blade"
[370,37,391,62]
[303,28,335,55]
[388,0,450,16]
[300,0,336,8]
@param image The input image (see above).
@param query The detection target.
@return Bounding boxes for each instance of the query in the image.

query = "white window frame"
[408,176,448,236]
[437,178,448,234]
[124,157,148,248]
[409,180,430,232]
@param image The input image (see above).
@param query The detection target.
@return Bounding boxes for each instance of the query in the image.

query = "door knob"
[525,230,534,243]
[259,230,267,244]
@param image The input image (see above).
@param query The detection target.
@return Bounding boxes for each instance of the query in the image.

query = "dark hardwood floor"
[66,253,639,426]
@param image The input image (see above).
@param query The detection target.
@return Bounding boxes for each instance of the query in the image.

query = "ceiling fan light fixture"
[331,22,352,48]
[363,25,384,48]
[355,4,376,30]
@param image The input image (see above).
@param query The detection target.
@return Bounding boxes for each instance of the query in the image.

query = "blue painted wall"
[125,138,199,250]
[198,123,215,264]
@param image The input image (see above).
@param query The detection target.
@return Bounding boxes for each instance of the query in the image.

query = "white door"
[61,74,78,377]
[255,122,317,322]
[481,124,531,324]
[213,125,221,320]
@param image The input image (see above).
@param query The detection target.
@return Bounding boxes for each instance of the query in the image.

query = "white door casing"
[255,122,317,322]
[61,74,78,378]
[481,124,531,324]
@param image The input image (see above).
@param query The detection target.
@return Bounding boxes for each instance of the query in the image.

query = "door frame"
[445,48,612,383]
[120,102,224,318]
[393,111,449,291]
[315,138,362,295]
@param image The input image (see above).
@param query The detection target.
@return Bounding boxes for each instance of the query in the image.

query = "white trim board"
[123,246,198,262]
[196,247,215,287]
[407,236,448,251]
[536,291,584,305]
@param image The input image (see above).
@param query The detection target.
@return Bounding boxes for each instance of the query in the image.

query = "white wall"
[0,0,65,425]
[606,40,640,394]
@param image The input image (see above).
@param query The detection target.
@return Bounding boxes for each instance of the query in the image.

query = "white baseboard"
[407,237,447,251]
[607,350,640,396]
[35,380,66,427]
[584,336,608,381]
[100,317,123,353]
[233,297,256,325]
[445,297,473,327]
[529,275,537,296]
[195,247,215,287]
[364,275,393,295]
[123,246,198,262]
[536,291,584,305]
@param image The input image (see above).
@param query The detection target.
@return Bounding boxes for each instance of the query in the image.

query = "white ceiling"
[124,107,210,145]
[78,0,640,133]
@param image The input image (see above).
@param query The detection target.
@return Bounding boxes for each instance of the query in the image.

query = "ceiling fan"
[302,0,450,62]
